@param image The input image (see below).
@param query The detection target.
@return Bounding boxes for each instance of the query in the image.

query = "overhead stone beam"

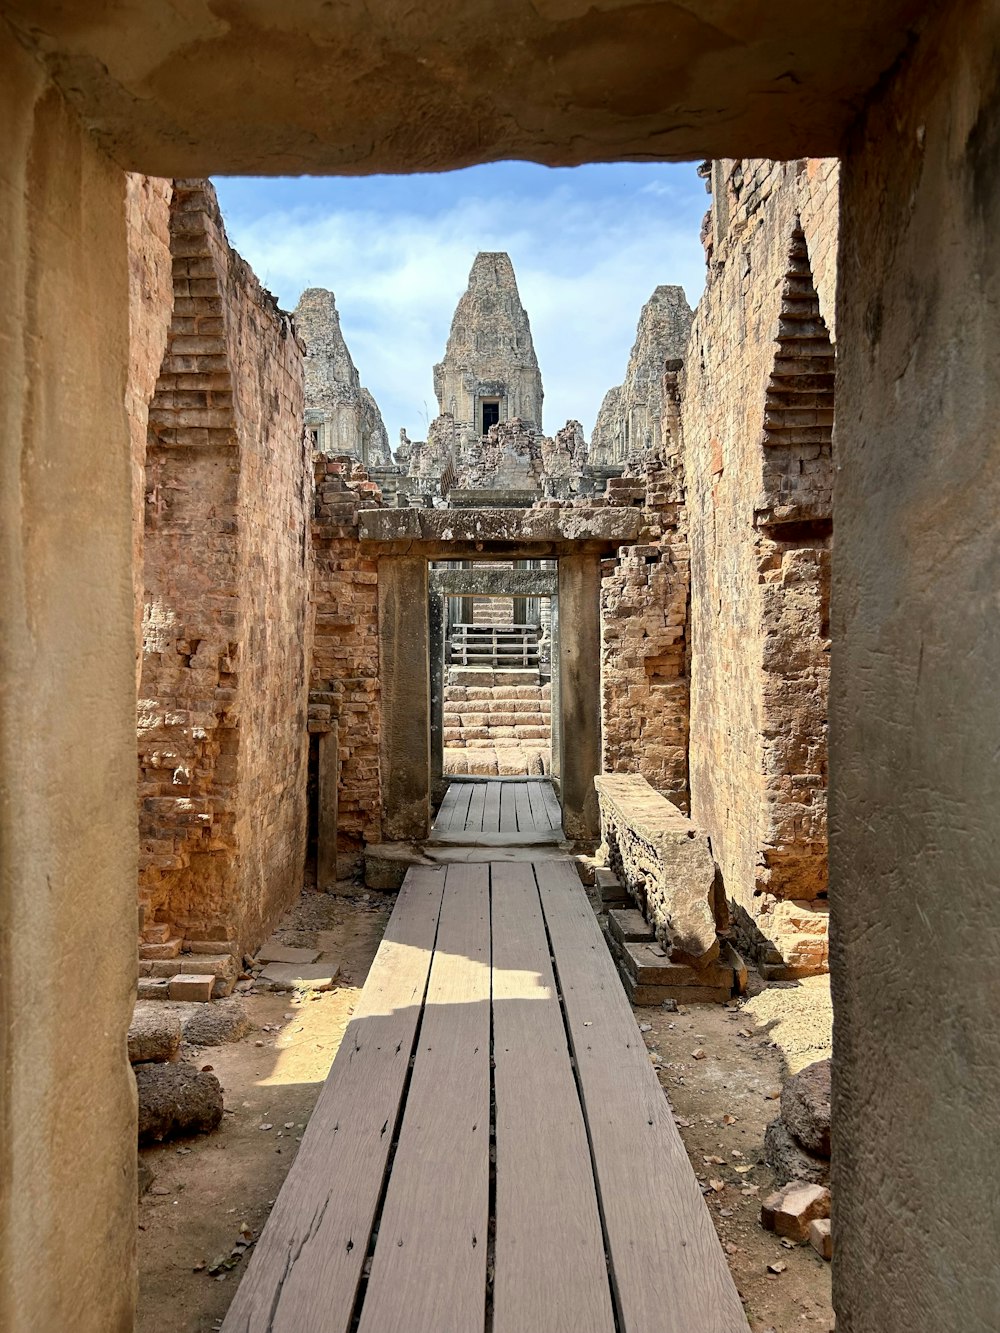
[429,569,557,598]
[358,507,649,555]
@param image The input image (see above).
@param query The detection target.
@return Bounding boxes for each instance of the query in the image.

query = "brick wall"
[684,158,837,975]
[600,366,691,812]
[137,179,311,952]
[126,174,173,686]
[309,457,383,867]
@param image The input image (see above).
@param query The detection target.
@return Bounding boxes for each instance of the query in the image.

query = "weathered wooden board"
[534,859,750,1333]
[499,782,518,833]
[358,864,491,1332]
[513,782,533,832]
[482,780,502,833]
[446,781,475,831]
[466,781,487,832]
[540,781,563,831]
[525,780,553,830]
[432,782,462,833]
[491,863,616,1333]
[221,867,447,1333]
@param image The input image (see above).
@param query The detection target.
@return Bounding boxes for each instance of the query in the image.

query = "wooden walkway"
[222,787,749,1333]
[431,777,562,838]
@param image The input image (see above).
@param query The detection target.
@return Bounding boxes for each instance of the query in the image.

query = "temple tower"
[433,252,543,437]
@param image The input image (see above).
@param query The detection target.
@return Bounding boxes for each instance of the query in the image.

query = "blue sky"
[213,162,707,445]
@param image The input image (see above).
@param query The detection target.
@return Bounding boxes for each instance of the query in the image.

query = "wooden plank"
[358,865,491,1333]
[540,782,563,832]
[491,864,616,1333]
[466,781,488,833]
[221,867,447,1333]
[525,780,553,831]
[445,781,475,831]
[534,860,750,1333]
[432,782,462,833]
[482,780,502,833]
[513,782,533,832]
[499,782,517,833]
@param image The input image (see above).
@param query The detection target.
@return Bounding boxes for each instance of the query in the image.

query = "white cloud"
[218,176,707,444]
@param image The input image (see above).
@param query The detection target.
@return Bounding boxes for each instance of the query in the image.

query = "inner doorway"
[429,560,558,787]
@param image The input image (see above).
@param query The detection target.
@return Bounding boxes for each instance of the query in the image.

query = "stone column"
[429,590,447,804]
[317,723,339,888]
[378,556,431,839]
[558,551,601,839]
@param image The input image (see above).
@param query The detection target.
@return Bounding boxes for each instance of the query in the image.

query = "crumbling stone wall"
[309,457,383,867]
[137,180,311,952]
[295,287,390,464]
[126,174,173,685]
[683,158,838,975]
[590,285,693,465]
[600,364,691,811]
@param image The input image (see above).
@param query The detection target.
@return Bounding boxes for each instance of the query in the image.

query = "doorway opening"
[430,559,556,780]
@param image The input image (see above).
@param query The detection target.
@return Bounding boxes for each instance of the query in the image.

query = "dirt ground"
[137,887,833,1333]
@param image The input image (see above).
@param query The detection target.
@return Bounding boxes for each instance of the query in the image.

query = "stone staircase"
[443,679,551,776]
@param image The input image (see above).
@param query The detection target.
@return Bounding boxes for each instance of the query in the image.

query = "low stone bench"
[595,774,736,1000]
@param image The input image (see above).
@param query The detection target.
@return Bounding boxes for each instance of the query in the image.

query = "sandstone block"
[254,942,322,965]
[142,922,171,944]
[259,961,339,991]
[761,1182,831,1242]
[621,941,733,989]
[137,978,170,1001]
[135,1063,224,1143]
[168,974,215,1002]
[620,973,730,1006]
[764,1118,830,1185]
[186,939,238,955]
[139,938,183,960]
[595,867,629,905]
[809,1217,833,1260]
[781,1058,831,1157]
[128,1003,182,1064]
[607,908,654,946]
[183,997,252,1046]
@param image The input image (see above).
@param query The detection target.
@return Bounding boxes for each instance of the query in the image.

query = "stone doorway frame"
[428,563,559,802]
[364,506,649,841]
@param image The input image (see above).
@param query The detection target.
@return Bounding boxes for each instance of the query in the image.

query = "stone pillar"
[1,40,137,1332]
[378,556,431,839]
[558,551,601,839]
[429,590,447,803]
[317,724,339,889]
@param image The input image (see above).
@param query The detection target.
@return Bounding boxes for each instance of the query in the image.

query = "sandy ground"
[137,888,833,1333]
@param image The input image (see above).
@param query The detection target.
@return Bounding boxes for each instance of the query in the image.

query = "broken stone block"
[781,1057,831,1157]
[137,978,170,1001]
[135,1063,224,1143]
[259,961,339,992]
[607,908,654,947]
[128,1003,182,1064]
[809,1217,833,1260]
[761,1182,831,1242]
[182,997,252,1046]
[594,773,720,966]
[139,938,183,960]
[595,867,629,905]
[186,939,238,955]
[168,974,215,1002]
[254,942,322,966]
[621,941,733,989]
[764,1118,830,1185]
[720,939,749,994]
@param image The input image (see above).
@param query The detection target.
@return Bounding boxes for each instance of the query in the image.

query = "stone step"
[607,907,654,947]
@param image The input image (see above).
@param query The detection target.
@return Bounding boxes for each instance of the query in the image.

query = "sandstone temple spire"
[294,287,390,465]
[433,251,543,437]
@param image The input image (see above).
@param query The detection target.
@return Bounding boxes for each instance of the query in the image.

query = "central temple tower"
[433,252,543,437]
